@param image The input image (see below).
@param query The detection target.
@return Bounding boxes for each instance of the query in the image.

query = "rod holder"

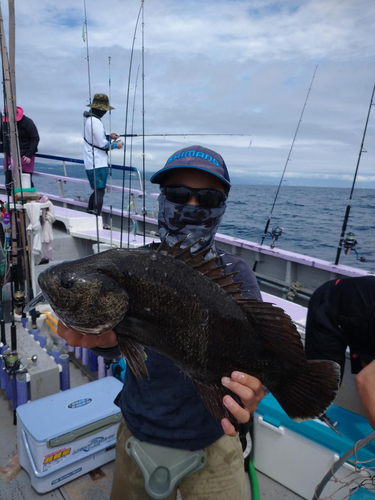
[82,348,89,366]
[59,354,70,391]
[90,352,98,372]
[98,356,105,379]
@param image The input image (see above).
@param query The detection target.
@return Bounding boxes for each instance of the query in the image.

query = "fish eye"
[60,277,74,289]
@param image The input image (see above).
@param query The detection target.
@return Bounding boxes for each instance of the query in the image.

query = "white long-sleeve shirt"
[83,115,110,170]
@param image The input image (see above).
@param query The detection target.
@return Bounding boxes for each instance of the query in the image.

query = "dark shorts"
[86,167,108,190]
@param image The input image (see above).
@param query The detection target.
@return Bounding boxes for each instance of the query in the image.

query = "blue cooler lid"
[350,488,375,499]
[17,377,123,443]
[255,393,375,462]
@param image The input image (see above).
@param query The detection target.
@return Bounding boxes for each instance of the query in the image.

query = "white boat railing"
[34,153,146,202]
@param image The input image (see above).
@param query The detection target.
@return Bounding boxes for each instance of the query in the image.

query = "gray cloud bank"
[2,0,375,187]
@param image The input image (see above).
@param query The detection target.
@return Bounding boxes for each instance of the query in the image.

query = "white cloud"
[0,0,374,186]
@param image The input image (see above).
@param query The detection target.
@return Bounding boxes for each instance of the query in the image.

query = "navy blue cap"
[150,145,231,189]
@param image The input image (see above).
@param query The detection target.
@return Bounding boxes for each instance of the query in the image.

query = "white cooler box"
[17,377,123,493]
[253,393,375,500]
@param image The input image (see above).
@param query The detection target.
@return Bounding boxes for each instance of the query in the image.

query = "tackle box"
[17,377,123,493]
[253,393,375,500]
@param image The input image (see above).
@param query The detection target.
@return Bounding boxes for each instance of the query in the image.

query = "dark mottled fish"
[37,239,340,426]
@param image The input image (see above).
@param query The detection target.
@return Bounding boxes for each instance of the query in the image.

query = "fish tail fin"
[272,360,341,421]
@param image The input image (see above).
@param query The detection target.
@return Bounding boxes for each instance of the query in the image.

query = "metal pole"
[0,3,21,188]
[8,0,16,99]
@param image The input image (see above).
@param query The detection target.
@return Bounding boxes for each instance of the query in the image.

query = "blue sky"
[1,0,375,187]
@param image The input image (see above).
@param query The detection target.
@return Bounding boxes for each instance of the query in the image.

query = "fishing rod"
[0,6,23,344]
[141,0,146,246]
[108,55,114,244]
[119,133,252,139]
[83,0,100,253]
[0,5,33,424]
[127,64,140,249]
[334,82,375,266]
[120,2,142,248]
[253,65,318,273]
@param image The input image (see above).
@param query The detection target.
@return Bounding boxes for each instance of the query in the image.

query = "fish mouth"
[24,292,47,313]
[64,321,119,336]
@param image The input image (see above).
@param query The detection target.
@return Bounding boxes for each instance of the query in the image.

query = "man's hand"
[117,141,124,150]
[355,359,375,429]
[57,321,118,349]
[221,371,265,436]
[111,133,119,140]
[22,156,31,164]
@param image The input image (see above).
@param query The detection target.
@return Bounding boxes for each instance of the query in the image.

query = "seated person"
[305,276,375,428]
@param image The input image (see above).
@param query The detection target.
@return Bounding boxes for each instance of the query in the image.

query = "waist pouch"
[126,436,207,499]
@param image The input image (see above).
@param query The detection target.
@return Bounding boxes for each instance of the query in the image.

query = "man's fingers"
[221,418,237,437]
[223,395,250,424]
[221,372,265,429]
[222,373,264,405]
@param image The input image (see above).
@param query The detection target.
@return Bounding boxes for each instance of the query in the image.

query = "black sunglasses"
[160,185,227,208]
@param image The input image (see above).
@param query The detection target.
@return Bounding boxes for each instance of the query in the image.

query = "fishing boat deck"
[51,205,156,248]
[0,362,305,500]
[0,183,368,500]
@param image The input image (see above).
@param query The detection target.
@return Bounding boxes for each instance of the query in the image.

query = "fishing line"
[127,64,140,249]
[83,0,100,253]
[120,2,142,248]
[253,65,318,272]
[334,81,375,265]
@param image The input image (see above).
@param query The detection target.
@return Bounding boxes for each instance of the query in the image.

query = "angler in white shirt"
[83,93,123,217]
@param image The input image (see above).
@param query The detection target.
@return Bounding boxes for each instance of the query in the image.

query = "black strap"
[84,116,108,152]
[83,136,108,152]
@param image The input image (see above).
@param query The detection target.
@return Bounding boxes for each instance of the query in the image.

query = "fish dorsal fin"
[156,239,305,366]
[158,239,245,298]
[185,247,212,265]
[240,299,307,367]
[157,234,172,253]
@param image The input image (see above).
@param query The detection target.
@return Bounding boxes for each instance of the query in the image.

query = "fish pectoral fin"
[192,379,239,430]
[115,324,149,379]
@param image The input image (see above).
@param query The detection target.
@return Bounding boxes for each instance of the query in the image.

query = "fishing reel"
[342,232,366,262]
[0,349,37,377]
[0,349,27,376]
[269,227,283,249]
[14,289,25,315]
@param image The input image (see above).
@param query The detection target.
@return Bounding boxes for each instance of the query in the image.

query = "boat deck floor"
[0,360,305,499]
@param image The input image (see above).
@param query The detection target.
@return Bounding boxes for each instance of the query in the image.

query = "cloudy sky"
[1,0,375,186]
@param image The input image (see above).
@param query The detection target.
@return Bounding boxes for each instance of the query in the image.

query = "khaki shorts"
[110,419,248,500]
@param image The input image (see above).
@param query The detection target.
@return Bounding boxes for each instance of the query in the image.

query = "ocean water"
[32,162,375,272]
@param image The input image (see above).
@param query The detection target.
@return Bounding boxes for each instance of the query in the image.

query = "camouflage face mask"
[157,194,226,258]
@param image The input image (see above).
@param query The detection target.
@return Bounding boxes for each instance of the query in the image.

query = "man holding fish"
[50,145,339,500]
[57,145,264,499]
